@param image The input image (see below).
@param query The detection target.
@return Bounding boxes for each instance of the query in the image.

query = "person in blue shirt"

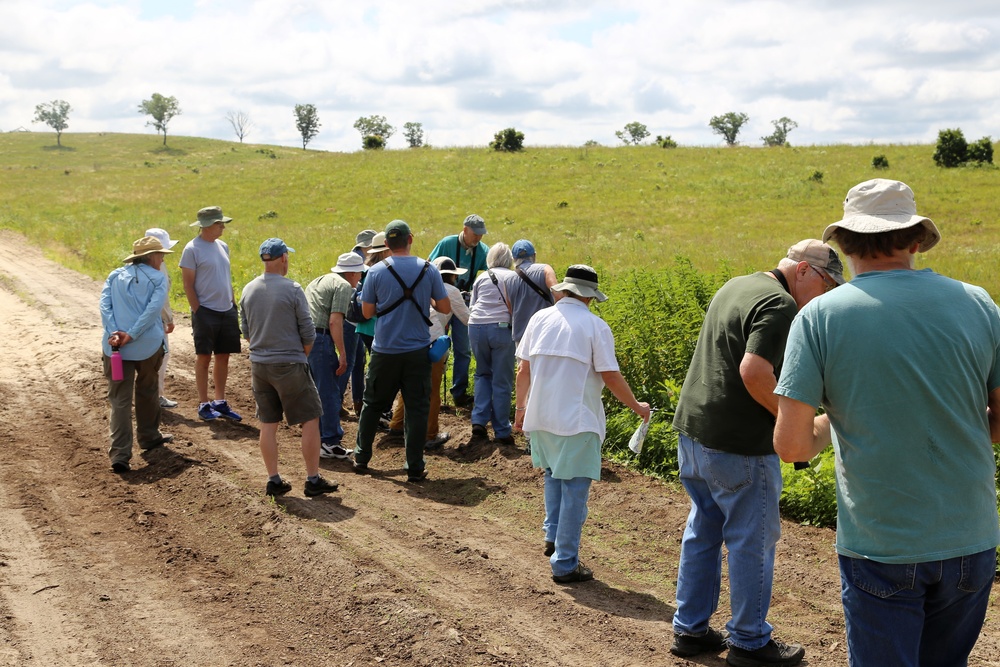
[428,214,488,407]
[100,236,174,473]
[354,220,450,482]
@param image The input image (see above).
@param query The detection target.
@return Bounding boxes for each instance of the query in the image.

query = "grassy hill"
[1,132,997,297]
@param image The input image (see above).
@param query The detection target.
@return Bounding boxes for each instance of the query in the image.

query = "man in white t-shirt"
[513,265,649,583]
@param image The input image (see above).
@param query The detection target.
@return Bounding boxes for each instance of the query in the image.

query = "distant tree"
[872,154,889,169]
[33,100,72,147]
[583,139,601,147]
[225,110,252,143]
[655,134,678,148]
[616,122,650,145]
[354,115,394,148]
[138,93,181,146]
[490,127,524,152]
[761,117,798,147]
[933,128,968,167]
[294,104,321,150]
[967,136,994,165]
[403,122,424,148]
[709,111,749,146]
[362,135,386,150]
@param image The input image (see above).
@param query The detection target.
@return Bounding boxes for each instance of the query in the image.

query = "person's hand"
[108,331,132,348]
[335,357,348,376]
[513,408,526,432]
[634,401,651,422]
[164,322,175,334]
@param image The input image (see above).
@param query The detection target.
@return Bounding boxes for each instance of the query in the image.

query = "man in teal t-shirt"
[775,179,1000,666]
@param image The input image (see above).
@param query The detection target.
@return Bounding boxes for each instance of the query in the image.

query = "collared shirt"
[100,263,168,361]
[304,272,352,329]
[516,297,620,439]
[428,234,488,292]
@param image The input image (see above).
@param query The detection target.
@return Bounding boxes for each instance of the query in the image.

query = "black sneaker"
[726,639,805,667]
[407,468,428,483]
[352,461,370,474]
[670,627,728,658]
[543,541,555,557]
[552,564,593,583]
[265,478,292,496]
[471,424,488,437]
[111,461,130,473]
[304,475,339,497]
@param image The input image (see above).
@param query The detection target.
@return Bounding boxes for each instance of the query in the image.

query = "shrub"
[779,448,838,527]
[872,154,889,169]
[968,137,994,164]
[655,135,678,149]
[933,128,968,167]
[490,127,524,152]
[809,170,823,182]
[362,134,386,150]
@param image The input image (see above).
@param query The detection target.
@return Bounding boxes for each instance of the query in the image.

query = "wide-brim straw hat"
[123,236,172,262]
[822,179,940,252]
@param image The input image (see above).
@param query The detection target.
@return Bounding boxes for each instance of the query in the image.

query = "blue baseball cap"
[511,239,535,259]
[259,238,294,260]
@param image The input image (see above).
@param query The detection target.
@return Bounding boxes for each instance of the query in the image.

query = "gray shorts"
[250,362,322,425]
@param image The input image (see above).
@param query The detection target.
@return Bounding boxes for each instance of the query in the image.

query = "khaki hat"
[552,264,607,302]
[331,252,367,273]
[823,179,940,252]
[123,236,173,263]
[367,232,388,254]
[786,239,846,285]
[354,229,378,249]
[190,206,233,228]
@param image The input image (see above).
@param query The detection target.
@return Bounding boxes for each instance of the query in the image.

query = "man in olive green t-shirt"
[669,240,844,666]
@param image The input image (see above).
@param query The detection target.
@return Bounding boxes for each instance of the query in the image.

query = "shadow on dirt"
[560,579,677,623]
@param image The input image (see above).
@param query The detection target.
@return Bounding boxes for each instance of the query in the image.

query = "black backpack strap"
[376,259,433,327]
[487,269,512,313]
[516,266,554,304]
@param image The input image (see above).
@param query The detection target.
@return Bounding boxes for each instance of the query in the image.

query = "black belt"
[316,327,329,335]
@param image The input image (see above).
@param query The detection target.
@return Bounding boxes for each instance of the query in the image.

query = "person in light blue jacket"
[100,236,173,473]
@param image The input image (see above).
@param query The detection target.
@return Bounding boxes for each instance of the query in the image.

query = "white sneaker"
[320,443,352,459]
[159,396,178,408]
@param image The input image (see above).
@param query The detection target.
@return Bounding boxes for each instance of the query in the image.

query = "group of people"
[100,178,1000,667]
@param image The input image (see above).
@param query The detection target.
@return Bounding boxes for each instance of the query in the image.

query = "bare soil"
[0,230,997,666]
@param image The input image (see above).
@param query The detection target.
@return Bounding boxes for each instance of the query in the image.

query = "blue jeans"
[543,469,592,577]
[307,331,343,445]
[839,549,995,666]
[450,318,471,399]
[469,322,516,438]
[335,320,358,403]
[673,434,782,650]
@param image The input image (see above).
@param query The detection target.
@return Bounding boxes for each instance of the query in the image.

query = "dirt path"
[0,230,997,666]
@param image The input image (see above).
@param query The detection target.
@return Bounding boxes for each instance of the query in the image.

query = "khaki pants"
[104,348,164,465]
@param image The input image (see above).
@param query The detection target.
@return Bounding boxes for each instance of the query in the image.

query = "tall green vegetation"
[934,128,994,167]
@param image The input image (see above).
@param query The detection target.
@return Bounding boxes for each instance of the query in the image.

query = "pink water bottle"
[110,346,124,382]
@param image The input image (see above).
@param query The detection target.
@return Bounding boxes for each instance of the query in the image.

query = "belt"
[316,327,329,335]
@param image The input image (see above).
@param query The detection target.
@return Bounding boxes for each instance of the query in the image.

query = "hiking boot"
[543,541,555,557]
[265,478,292,496]
[141,434,174,451]
[352,461,370,474]
[495,434,516,446]
[304,475,339,497]
[159,396,178,408]
[198,403,221,421]
[425,432,450,450]
[211,400,242,422]
[726,639,805,667]
[552,564,593,583]
[320,443,352,459]
[670,627,728,658]
[111,461,130,473]
[471,424,488,437]
[407,468,429,483]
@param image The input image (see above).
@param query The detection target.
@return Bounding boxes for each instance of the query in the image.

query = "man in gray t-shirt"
[179,206,242,422]
[239,238,338,499]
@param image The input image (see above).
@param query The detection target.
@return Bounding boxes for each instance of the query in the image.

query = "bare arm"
[432,296,452,314]
[181,267,199,312]
[513,359,531,432]
[600,370,651,421]
[330,312,347,375]
[543,264,562,302]
[740,352,778,416]
[362,301,377,320]
[774,396,832,462]
[988,387,1000,443]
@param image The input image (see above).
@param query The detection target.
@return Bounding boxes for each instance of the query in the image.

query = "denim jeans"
[307,331,343,445]
[469,322,516,438]
[335,320,358,404]
[839,549,995,666]
[673,434,782,650]
[542,469,592,577]
[449,318,471,399]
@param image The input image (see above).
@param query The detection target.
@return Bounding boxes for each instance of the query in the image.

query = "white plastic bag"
[628,413,652,454]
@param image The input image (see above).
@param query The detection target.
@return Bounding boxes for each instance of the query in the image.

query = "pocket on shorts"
[702,447,752,492]
[848,558,916,599]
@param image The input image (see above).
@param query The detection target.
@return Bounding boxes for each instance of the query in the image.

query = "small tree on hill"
[616,122,650,145]
[362,135,386,150]
[138,93,181,146]
[225,110,252,143]
[294,104,321,150]
[403,122,424,148]
[967,137,994,165]
[933,128,968,167]
[490,127,524,152]
[655,135,678,148]
[762,117,798,147]
[33,100,72,147]
[354,115,394,149]
[709,111,749,146]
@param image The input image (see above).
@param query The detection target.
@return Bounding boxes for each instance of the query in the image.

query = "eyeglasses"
[810,266,837,293]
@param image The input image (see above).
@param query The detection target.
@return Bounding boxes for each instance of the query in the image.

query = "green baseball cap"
[385,219,411,240]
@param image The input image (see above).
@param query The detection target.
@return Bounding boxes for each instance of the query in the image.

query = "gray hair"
[486,242,513,269]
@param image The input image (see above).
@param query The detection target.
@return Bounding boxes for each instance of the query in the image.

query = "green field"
[1,132,997,297]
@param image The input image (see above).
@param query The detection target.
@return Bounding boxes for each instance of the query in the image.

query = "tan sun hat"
[367,232,388,254]
[123,236,172,263]
[823,179,940,252]
[552,264,607,302]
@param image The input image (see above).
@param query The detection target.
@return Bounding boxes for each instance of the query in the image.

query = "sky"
[2,0,999,152]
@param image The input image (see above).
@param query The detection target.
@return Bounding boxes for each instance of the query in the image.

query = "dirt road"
[0,230,996,666]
